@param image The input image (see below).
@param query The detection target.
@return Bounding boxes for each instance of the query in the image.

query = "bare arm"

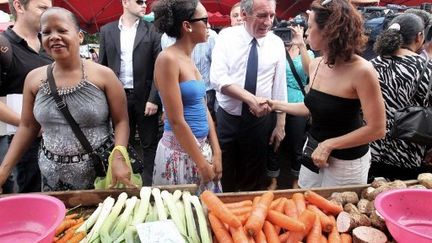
[206,107,222,180]
[0,101,20,126]
[155,51,215,183]
[0,70,41,190]
[269,100,310,117]
[221,84,270,117]
[290,25,312,76]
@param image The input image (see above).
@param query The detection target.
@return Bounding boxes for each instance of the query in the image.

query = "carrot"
[321,235,328,243]
[269,197,283,210]
[226,200,253,209]
[201,190,242,228]
[53,236,60,242]
[328,215,342,243]
[266,210,305,232]
[263,221,280,243]
[307,204,334,232]
[244,191,274,237]
[292,193,306,214]
[279,231,290,242]
[254,230,267,243]
[65,213,79,219]
[65,221,84,234]
[248,235,256,243]
[56,230,76,243]
[286,209,317,243]
[306,216,322,243]
[66,231,86,243]
[253,196,261,207]
[230,226,249,243]
[230,206,253,216]
[55,219,80,236]
[340,233,352,243]
[209,213,234,243]
[284,199,298,219]
[238,213,251,225]
[273,198,287,234]
[304,190,343,215]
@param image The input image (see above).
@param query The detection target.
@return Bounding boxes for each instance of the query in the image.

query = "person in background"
[405,8,432,59]
[151,0,222,193]
[267,0,386,188]
[230,2,243,26]
[0,7,134,192]
[369,13,432,181]
[211,0,287,192]
[89,48,99,62]
[269,21,314,190]
[99,0,162,186]
[0,0,53,193]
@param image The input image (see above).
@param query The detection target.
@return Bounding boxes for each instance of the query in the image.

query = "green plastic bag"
[94,145,143,189]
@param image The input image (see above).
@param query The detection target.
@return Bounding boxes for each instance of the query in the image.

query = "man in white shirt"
[210,0,286,191]
[99,0,162,186]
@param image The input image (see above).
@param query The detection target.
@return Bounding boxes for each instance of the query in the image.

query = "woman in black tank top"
[265,0,386,188]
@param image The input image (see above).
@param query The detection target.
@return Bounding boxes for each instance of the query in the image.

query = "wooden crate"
[216,179,418,203]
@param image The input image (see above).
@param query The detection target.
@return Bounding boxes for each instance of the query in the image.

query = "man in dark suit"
[99,0,162,186]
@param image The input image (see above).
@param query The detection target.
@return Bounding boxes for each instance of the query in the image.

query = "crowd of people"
[0,0,431,194]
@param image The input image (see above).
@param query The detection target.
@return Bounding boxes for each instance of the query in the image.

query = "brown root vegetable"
[361,187,376,200]
[344,203,360,215]
[352,226,387,243]
[371,177,388,188]
[370,210,387,232]
[357,199,374,216]
[409,184,427,189]
[418,173,432,189]
[330,191,359,206]
[389,180,407,189]
[336,211,371,233]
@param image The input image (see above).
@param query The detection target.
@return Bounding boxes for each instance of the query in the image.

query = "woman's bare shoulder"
[25,65,50,93]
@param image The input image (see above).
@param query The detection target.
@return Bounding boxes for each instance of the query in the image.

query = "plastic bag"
[94,145,143,189]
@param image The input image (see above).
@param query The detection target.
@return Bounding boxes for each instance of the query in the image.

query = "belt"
[41,138,113,163]
[124,89,134,95]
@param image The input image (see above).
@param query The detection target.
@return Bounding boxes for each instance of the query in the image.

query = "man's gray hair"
[240,0,276,15]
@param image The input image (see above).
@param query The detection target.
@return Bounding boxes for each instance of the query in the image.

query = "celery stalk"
[132,186,152,224]
[161,190,187,236]
[182,191,200,243]
[111,196,138,240]
[191,195,212,243]
[76,202,102,233]
[173,189,182,202]
[85,196,115,243]
[152,187,167,220]
[99,192,128,242]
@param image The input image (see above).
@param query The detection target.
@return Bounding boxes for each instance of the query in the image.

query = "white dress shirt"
[118,18,139,89]
[210,25,287,116]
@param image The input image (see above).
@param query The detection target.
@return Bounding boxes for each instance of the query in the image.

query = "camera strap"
[286,49,308,96]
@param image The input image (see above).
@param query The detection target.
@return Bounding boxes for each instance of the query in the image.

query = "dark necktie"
[242,38,258,116]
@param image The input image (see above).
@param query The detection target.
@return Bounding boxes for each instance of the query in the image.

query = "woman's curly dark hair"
[152,0,198,38]
[374,13,424,56]
[310,0,367,66]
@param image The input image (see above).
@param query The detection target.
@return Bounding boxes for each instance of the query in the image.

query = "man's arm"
[147,25,162,107]
[98,27,108,66]
[0,101,20,126]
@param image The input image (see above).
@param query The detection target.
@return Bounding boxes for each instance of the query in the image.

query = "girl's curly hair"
[310,0,367,66]
[152,0,198,38]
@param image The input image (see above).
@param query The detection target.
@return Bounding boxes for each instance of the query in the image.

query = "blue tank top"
[164,80,209,138]
[304,88,369,159]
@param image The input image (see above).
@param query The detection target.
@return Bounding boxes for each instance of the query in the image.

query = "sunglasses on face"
[189,17,209,25]
[135,0,146,5]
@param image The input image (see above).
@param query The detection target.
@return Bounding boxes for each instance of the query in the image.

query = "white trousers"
[298,149,371,188]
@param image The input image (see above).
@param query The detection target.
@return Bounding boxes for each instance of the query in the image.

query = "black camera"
[273,15,307,45]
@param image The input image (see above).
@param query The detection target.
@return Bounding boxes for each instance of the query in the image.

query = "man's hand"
[248,96,271,117]
[110,156,136,188]
[269,125,285,152]
[144,102,158,116]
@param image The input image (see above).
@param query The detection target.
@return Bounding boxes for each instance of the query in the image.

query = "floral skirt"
[152,131,222,195]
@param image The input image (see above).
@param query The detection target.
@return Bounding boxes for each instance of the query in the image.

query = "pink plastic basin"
[0,194,66,243]
[375,189,432,243]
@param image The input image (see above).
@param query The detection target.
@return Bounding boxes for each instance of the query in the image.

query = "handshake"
[247,97,278,117]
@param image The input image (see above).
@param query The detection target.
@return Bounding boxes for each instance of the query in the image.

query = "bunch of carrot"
[201,190,352,243]
[53,213,86,243]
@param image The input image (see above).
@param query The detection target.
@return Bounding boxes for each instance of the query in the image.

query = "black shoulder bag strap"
[286,49,307,96]
[46,64,95,154]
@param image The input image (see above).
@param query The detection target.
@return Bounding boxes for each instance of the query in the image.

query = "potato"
[418,173,432,189]
[330,191,359,206]
[371,177,388,188]
[344,203,360,215]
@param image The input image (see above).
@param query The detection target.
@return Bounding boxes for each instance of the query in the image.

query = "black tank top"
[304,88,369,159]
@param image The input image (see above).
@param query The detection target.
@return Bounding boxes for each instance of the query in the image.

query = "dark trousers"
[283,114,308,175]
[217,108,272,192]
[0,135,14,193]
[206,90,217,121]
[10,136,42,192]
[126,91,161,186]
[266,113,279,177]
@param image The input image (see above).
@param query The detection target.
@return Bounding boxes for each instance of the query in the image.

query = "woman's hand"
[199,163,216,184]
[212,152,222,181]
[289,25,306,47]
[311,141,332,168]
[110,155,136,188]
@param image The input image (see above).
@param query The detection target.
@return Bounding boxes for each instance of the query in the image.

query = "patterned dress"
[34,73,112,191]
[370,55,432,170]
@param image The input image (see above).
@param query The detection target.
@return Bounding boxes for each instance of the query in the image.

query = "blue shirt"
[164,80,209,138]
[286,50,315,103]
